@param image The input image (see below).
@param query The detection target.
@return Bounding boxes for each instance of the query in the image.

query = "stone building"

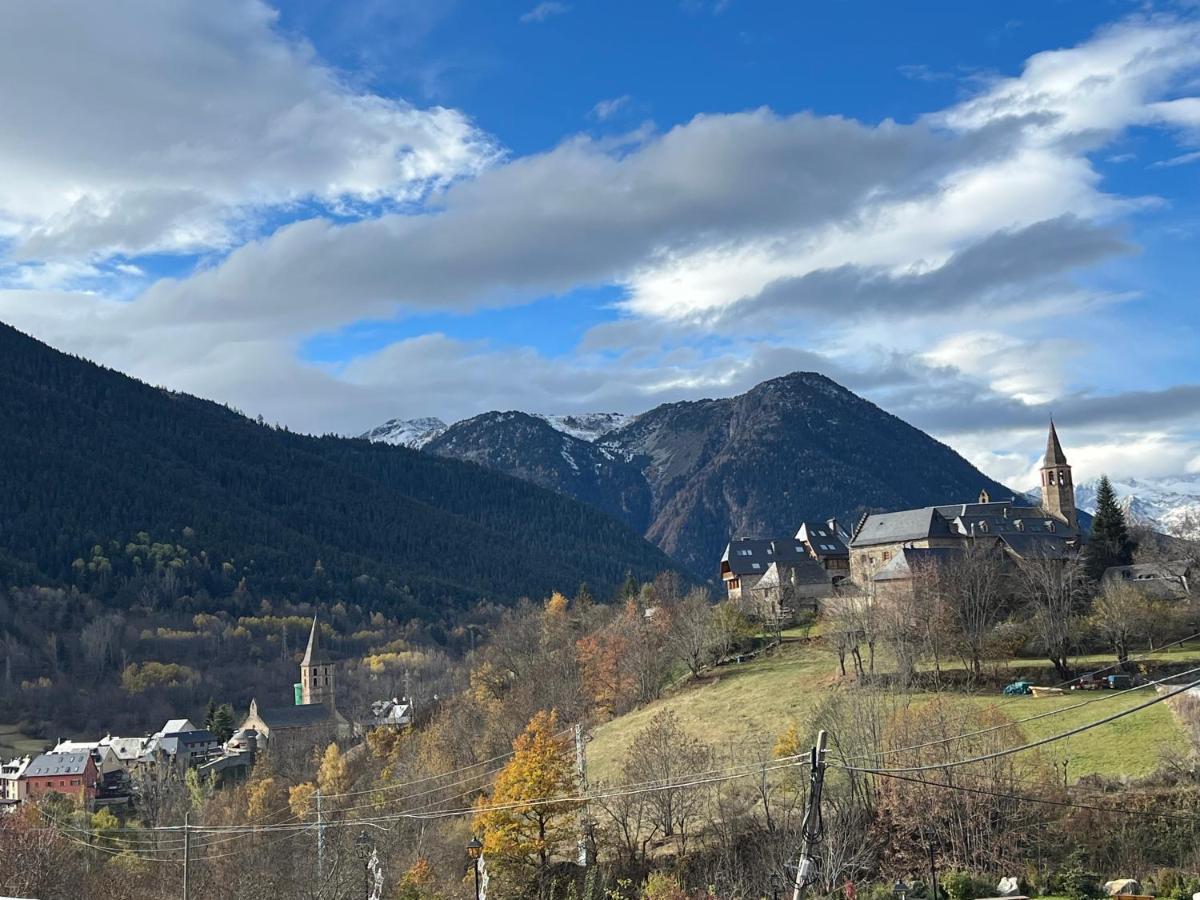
[720,537,834,618]
[849,423,1081,592]
[239,615,351,754]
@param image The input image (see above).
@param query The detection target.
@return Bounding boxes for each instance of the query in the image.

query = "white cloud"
[520,2,570,24]
[2,12,1200,489]
[0,0,496,264]
[590,95,632,121]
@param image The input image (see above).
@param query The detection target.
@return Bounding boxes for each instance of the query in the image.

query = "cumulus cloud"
[0,0,496,263]
[1,11,1199,488]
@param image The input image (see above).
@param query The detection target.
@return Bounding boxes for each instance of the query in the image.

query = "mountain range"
[1074,475,1200,540]
[0,322,676,613]
[363,373,1018,575]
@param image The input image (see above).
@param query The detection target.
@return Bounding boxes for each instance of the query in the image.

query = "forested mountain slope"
[0,322,675,614]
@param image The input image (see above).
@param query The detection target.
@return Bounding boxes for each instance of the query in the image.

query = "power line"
[843,663,1200,762]
[836,672,1200,774]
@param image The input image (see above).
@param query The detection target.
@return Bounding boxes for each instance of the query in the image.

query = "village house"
[720,537,835,619]
[1,756,31,810]
[239,616,351,752]
[795,520,852,582]
[21,752,100,805]
[1102,559,1195,600]
[848,423,1082,594]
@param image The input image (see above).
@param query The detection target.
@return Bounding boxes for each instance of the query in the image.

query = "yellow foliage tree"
[472,710,582,890]
[317,742,350,798]
[288,782,316,819]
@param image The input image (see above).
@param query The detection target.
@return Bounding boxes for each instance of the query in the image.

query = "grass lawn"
[0,722,45,759]
[589,638,1193,783]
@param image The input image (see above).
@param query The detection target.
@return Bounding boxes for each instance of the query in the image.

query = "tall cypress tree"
[1086,475,1134,580]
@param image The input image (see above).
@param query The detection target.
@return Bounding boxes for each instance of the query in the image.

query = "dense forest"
[0,321,678,616]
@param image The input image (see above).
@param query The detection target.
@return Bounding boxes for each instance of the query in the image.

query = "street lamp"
[467,836,484,900]
[769,871,782,900]
[356,830,373,900]
[893,881,909,900]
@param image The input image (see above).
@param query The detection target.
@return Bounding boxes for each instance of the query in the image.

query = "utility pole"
[575,723,591,866]
[925,832,938,900]
[790,730,828,900]
[183,811,190,900]
[316,786,325,888]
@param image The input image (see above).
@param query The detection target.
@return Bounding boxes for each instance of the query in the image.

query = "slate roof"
[853,498,1077,549]
[872,548,962,582]
[160,719,196,736]
[754,557,832,589]
[1045,421,1069,466]
[301,616,329,666]
[158,731,220,756]
[851,507,949,547]
[997,532,1074,559]
[795,522,849,558]
[257,703,339,729]
[25,752,91,778]
[721,538,811,576]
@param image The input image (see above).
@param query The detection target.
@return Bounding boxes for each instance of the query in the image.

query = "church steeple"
[300,615,335,707]
[1040,421,1077,531]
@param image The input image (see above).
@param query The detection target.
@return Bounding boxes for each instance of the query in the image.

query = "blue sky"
[0,0,1198,490]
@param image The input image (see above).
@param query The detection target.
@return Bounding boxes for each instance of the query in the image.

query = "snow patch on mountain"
[359,417,448,448]
[536,412,634,442]
[1074,474,1200,539]
[362,412,632,448]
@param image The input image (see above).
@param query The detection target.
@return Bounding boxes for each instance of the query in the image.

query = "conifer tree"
[1086,475,1134,580]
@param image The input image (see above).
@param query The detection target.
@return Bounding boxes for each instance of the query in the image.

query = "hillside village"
[5,421,1200,900]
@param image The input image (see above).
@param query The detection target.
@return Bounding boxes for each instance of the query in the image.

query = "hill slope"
[370,373,1015,575]
[0,322,676,614]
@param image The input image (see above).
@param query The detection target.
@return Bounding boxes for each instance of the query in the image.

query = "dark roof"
[1045,422,1069,467]
[997,532,1074,559]
[158,731,219,755]
[851,507,948,547]
[757,557,833,587]
[853,498,1078,549]
[257,703,338,729]
[796,522,849,558]
[26,752,92,777]
[301,616,329,667]
[873,547,962,582]
[721,538,811,576]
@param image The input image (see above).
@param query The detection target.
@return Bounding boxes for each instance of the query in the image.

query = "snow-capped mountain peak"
[361,412,632,448]
[534,412,633,442]
[358,417,448,448]
[1073,474,1200,539]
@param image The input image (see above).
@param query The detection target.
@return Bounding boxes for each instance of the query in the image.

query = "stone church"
[848,422,1081,590]
[239,616,351,753]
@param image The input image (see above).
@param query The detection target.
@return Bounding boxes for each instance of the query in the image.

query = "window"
[751,563,761,570]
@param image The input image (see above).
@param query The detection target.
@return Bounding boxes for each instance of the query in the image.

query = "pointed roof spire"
[301,615,328,667]
[1044,420,1068,467]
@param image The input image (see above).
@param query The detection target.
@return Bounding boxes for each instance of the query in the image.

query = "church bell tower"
[1040,421,1077,532]
[300,615,335,707]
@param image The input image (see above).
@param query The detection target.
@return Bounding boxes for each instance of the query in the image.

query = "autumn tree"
[472,710,582,897]
[939,542,1007,677]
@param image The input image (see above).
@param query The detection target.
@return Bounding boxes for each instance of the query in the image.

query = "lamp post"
[770,871,783,900]
[467,836,484,900]
[892,881,909,900]
[355,829,374,900]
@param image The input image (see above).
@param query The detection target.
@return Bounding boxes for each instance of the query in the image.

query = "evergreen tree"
[1086,475,1134,580]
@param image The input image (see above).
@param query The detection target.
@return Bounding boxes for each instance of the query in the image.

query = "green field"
[589,638,1192,783]
[0,722,45,760]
